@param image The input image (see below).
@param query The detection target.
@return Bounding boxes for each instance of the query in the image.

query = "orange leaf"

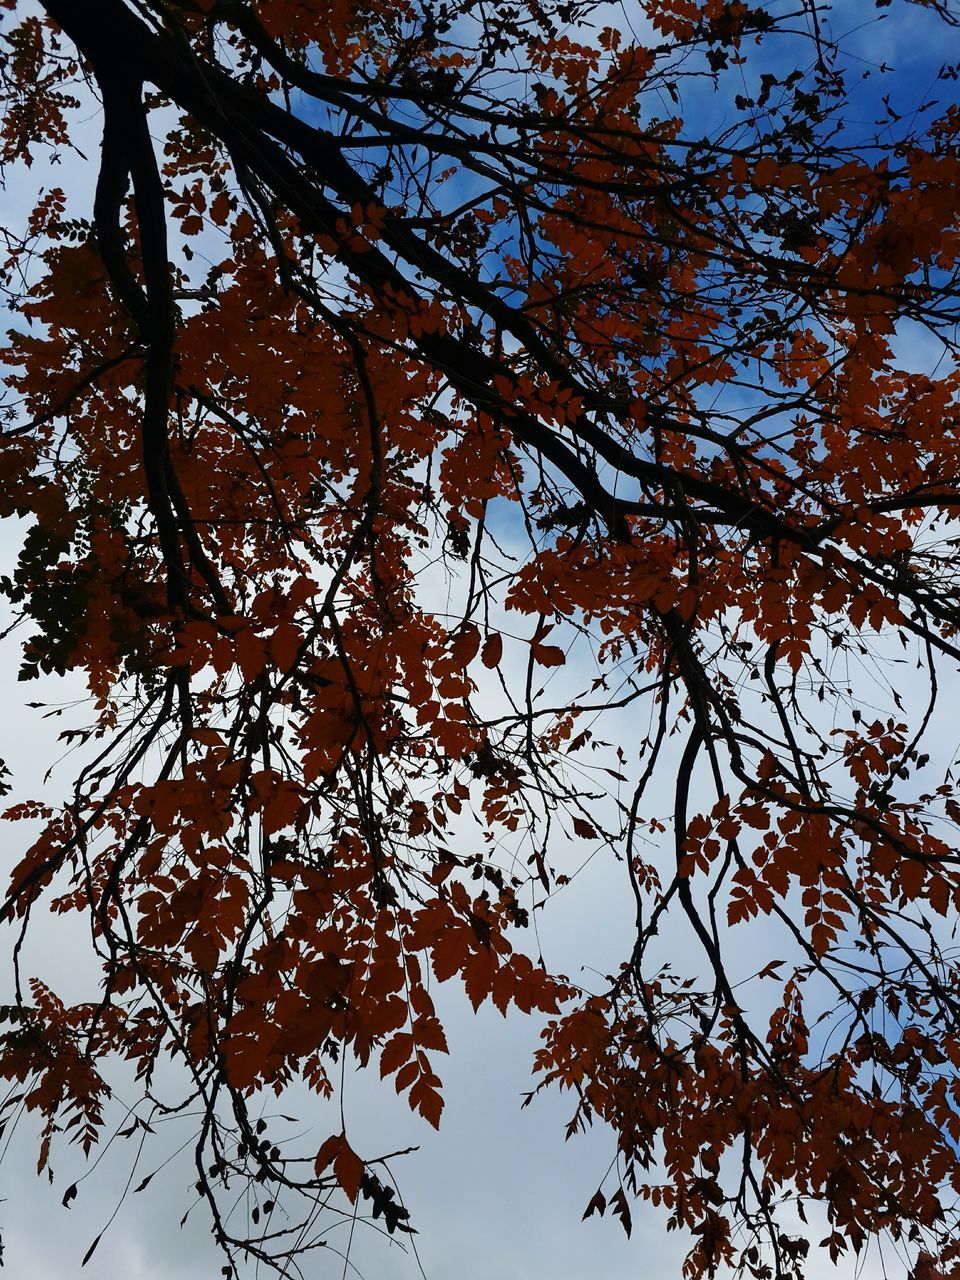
[752,156,778,187]
[730,153,749,185]
[777,162,807,188]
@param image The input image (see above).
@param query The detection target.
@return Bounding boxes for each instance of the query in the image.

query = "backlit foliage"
[2,0,960,1275]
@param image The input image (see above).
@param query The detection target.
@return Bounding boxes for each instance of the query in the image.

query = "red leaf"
[451,622,481,668]
[314,1133,342,1177]
[531,642,565,667]
[410,1078,444,1129]
[394,1061,419,1094]
[431,926,470,982]
[611,1187,632,1238]
[380,1032,414,1078]
[481,633,503,668]
[235,625,267,683]
[268,621,302,673]
[583,1188,606,1221]
[334,1139,364,1203]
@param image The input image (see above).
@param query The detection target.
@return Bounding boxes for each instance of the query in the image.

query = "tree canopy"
[2,0,960,1275]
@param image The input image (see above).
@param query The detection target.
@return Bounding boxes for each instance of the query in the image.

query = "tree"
[1,0,960,1274]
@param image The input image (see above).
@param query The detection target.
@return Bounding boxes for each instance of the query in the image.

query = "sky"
[1,1,959,1278]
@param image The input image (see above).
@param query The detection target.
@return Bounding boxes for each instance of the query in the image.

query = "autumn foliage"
[2,0,960,1275]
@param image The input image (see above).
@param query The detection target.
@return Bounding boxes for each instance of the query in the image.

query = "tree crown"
[2,0,960,1276]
